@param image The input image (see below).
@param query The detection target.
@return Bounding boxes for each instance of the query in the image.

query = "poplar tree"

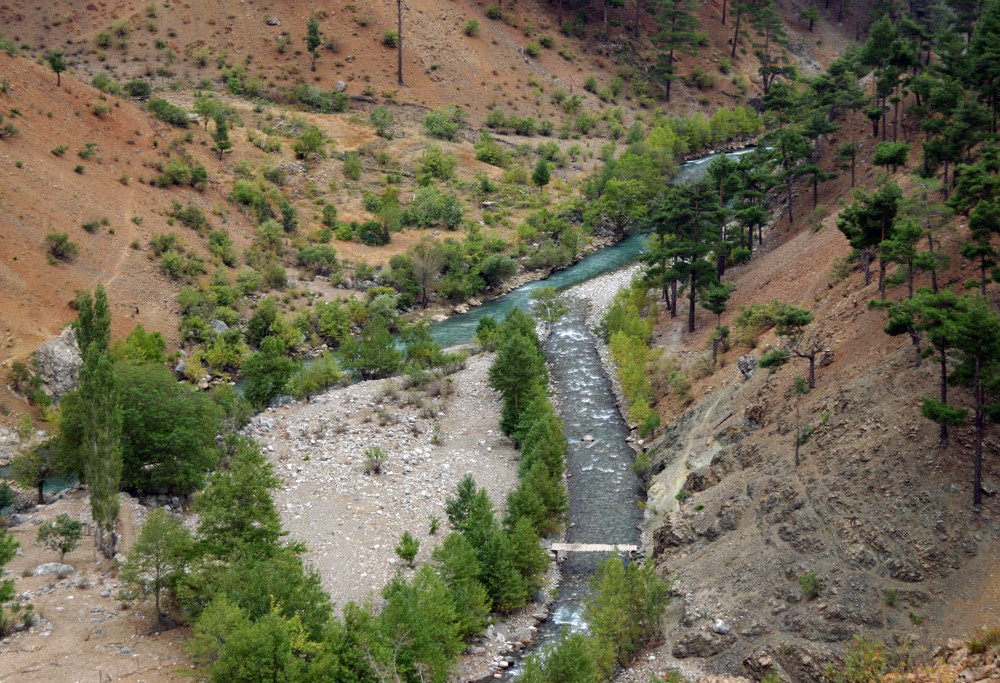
[79,345,123,558]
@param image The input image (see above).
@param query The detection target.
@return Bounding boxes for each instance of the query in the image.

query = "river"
[431,149,754,675]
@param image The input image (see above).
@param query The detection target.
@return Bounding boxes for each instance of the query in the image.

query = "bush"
[148,98,189,127]
[370,107,394,139]
[758,348,791,368]
[525,42,541,58]
[342,151,362,180]
[45,233,78,262]
[463,19,480,36]
[125,79,152,99]
[417,145,457,183]
[36,514,82,562]
[423,106,463,141]
[364,446,387,475]
[395,531,419,567]
[288,353,342,400]
[799,571,820,599]
[485,3,502,19]
[475,132,506,167]
[539,35,555,48]
[382,30,398,47]
[297,245,340,277]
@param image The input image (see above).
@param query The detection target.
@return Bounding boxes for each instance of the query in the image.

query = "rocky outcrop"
[31,327,81,401]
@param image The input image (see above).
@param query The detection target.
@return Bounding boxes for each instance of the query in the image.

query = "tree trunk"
[794,401,801,466]
[980,255,988,296]
[787,177,794,225]
[670,279,678,317]
[722,0,728,25]
[37,480,44,505]
[731,10,742,59]
[878,256,887,299]
[758,222,764,246]
[927,233,939,293]
[909,327,922,367]
[397,0,404,86]
[604,0,610,42]
[633,0,641,38]
[861,247,872,285]
[974,358,984,510]
[688,271,696,333]
[850,153,856,187]
[808,354,816,388]
[939,346,949,445]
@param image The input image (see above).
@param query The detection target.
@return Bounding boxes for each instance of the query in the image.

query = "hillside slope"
[634,143,1000,680]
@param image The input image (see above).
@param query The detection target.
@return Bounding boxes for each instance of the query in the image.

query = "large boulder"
[31,327,82,401]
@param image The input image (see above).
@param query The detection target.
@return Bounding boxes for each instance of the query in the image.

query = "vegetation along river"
[429,149,753,672]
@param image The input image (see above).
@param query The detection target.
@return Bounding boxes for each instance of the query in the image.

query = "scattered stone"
[336,81,346,92]
[713,618,732,635]
[266,16,280,25]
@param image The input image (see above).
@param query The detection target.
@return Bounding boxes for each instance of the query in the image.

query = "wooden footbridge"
[549,543,639,553]
[548,543,641,562]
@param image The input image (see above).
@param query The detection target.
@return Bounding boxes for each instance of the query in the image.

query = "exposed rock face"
[737,354,758,380]
[31,327,81,401]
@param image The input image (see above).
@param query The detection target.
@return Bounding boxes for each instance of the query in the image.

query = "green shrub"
[485,3,502,19]
[968,628,1000,655]
[382,30,398,47]
[370,107,394,139]
[297,245,340,277]
[463,19,480,36]
[394,531,419,567]
[799,571,819,599]
[525,42,541,58]
[758,348,791,368]
[288,353,342,400]
[418,145,457,183]
[125,79,152,99]
[539,35,555,48]
[148,98,189,127]
[45,233,78,262]
[423,106,463,140]
[364,446,387,475]
[343,151,362,180]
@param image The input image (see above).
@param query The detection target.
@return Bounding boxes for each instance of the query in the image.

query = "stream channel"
[428,148,754,673]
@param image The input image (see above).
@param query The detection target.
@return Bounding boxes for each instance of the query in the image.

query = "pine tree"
[211,113,232,161]
[651,0,700,101]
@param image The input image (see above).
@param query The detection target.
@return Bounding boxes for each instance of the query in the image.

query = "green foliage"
[37,513,82,561]
[297,245,340,278]
[395,531,420,567]
[148,98,190,127]
[585,557,669,672]
[288,353,342,400]
[125,78,152,99]
[342,151,362,180]
[120,508,193,628]
[341,316,402,380]
[403,186,464,230]
[370,107,394,139]
[463,19,481,36]
[293,125,326,160]
[968,628,1000,655]
[45,233,78,262]
[520,630,603,683]
[825,635,886,683]
[0,531,18,633]
[363,446,388,475]
[382,30,399,48]
[423,106,464,140]
[418,145,458,184]
[799,571,820,599]
[474,132,506,167]
[242,336,298,408]
[116,361,222,495]
[758,347,791,368]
